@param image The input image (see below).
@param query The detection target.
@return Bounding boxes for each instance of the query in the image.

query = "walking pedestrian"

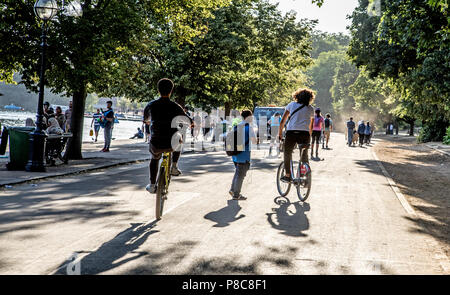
[357,120,366,147]
[193,112,202,142]
[229,109,257,201]
[364,122,372,145]
[91,109,102,142]
[311,108,324,158]
[268,112,281,157]
[101,100,115,152]
[323,113,333,149]
[346,117,355,146]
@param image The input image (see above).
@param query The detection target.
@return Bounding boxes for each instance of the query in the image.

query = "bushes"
[444,126,450,145]
[418,119,449,143]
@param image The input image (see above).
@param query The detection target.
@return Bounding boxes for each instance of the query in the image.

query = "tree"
[0,0,229,159]
[348,0,449,141]
[306,50,347,114]
[330,56,360,116]
[109,0,314,116]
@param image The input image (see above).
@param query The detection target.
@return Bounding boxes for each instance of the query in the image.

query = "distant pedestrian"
[346,117,355,146]
[143,121,151,143]
[311,108,324,158]
[65,101,73,132]
[43,101,54,127]
[268,112,281,157]
[55,106,66,131]
[91,109,102,142]
[193,112,202,142]
[229,110,257,201]
[357,120,366,147]
[101,100,115,152]
[364,122,372,145]
[323,113,333,149]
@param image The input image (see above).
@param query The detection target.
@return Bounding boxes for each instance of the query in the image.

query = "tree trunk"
[409,120,415,136]
[67,85,87,159]
[224,101,231,117]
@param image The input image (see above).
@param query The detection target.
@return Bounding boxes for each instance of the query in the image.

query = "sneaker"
[280,175,292,183]
[232,194,247,201]
[145,184,157,194]
[171,166,182,176]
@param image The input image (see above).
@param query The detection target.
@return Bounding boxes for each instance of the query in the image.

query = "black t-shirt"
[143,98,191,148]
[104,108,114,128]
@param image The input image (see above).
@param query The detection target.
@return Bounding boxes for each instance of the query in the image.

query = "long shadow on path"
[55,222,158,275]
[266,196,310,237]
[204,200,245,227]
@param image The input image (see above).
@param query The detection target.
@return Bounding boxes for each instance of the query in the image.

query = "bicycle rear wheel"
[276,162,291,197]
[155,166,166,220]
[295,162,312,202]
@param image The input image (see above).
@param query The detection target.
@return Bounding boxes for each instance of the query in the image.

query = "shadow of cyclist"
[204,200,245,228]
[266,196,310,237]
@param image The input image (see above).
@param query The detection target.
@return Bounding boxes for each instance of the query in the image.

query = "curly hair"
[292,88,315,105]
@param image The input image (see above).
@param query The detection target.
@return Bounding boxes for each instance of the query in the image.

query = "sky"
[269,0,359,34]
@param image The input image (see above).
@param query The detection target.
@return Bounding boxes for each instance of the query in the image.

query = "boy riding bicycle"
[143,78,192,194]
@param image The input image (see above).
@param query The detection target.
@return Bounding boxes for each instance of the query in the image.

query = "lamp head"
[34,0,58,21]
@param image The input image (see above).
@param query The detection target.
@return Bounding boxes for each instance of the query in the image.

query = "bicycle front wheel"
[295,162,311,202]
[276,162,291,197]
[155,166,166,220]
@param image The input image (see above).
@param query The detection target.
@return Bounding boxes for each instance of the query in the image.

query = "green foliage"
[418,119,449,143]
[0,0,229,157]
[330,56,360,116]
[310,31,350,59]
[347,0,449,139]
[110,0,315,113]
[443,126,450,145]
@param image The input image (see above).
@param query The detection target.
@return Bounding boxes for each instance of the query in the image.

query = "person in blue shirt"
[91,109,102,142]
[364,122,372,145]
[357,120,366,147]
[229,110,257,201]
[268,112,282,157]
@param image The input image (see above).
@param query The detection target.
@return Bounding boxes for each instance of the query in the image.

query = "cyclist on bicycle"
[144,78,192,194]
[278,88,315,183]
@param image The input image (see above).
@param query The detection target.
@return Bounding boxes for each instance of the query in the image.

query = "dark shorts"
[311,131,321,144]
[284,130,310,149]
[149,142,174,160]
[149,134,182,160]
[94,125,101,132]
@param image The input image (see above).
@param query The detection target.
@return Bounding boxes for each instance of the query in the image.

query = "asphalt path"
[0,133,447,274]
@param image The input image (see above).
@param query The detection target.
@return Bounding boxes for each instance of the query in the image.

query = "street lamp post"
[26,0,58,172]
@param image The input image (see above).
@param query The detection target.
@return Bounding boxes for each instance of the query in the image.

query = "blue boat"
[3,104,23,110]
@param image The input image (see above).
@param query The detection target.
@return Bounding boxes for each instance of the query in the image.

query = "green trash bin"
[6,127,36,170]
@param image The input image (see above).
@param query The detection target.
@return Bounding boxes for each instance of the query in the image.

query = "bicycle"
[276,144,312,202]
[155,151,172,220]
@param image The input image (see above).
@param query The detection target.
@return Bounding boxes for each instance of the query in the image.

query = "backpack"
[324,118,330,128]
[225,124,246,156]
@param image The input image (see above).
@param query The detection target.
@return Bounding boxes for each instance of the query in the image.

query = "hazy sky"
[269,0,359,34]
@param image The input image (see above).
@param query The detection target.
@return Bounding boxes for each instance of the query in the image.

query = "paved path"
[0,133,447,274]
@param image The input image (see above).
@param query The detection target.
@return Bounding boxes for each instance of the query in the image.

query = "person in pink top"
[311,108,324,159]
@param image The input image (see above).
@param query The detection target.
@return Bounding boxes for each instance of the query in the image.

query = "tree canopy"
[347,0,449,141]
